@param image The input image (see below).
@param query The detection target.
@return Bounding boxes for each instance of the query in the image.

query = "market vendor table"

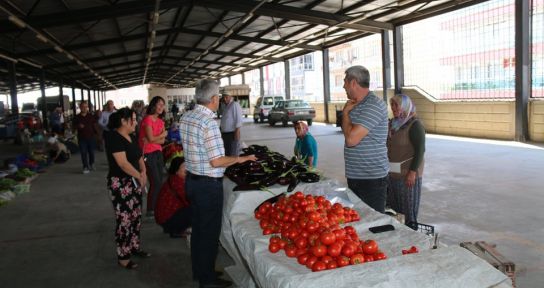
[219,179,512,288]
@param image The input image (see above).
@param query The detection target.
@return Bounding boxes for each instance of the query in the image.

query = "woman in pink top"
[138,96,168,217]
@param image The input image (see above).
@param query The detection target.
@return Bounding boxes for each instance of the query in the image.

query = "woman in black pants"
[138,96,167,217]
[106,108,150,269]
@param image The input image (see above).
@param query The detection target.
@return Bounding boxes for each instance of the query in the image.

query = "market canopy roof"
[0,0,487,93]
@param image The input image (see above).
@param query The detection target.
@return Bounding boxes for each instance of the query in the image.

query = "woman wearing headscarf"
[138,96,167,217]
[293,121,318,168]
[105,108,150,269]
[387,94,426,227]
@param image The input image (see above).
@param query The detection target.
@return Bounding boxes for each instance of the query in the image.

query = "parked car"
[253,96,284,123]
[21,103,37,115]
[268,99,316,127]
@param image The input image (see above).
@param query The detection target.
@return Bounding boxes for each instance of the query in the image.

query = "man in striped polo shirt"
[341,65,389,213]
[179,79,256,288]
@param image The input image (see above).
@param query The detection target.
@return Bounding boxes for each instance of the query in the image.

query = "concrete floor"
[1,119,543,287]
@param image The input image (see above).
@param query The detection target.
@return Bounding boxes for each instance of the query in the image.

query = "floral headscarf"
[390,94,416,132]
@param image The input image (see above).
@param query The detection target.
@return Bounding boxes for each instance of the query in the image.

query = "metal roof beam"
[17,27,294,58]
[1,0,391,34]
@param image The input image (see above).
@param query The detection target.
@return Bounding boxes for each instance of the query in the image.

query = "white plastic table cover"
[219,179,511,288]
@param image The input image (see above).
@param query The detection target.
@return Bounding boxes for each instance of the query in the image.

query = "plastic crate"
[406,221,435,236]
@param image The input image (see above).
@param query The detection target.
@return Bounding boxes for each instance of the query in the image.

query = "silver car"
[268,100,316,127]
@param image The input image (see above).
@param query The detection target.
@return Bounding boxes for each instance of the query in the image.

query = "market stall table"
[219,179,512,288]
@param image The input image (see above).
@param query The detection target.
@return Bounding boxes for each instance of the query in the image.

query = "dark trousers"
[347,176,389,213]
[78,138,95,169]
[221,132,239,156]
[161,207,192,234]
[144,151,164,212]
[185,176,223,285]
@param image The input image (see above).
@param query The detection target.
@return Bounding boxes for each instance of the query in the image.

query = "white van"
[253,96,284,123]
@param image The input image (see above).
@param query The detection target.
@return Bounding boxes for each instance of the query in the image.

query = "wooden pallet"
[460,241,516,287]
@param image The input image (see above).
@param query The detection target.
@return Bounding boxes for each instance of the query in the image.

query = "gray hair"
[195,79,220,105]
[345,65,370,88]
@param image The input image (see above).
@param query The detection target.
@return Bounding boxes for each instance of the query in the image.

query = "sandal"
[133,250,152,258]
[118,260,138,270]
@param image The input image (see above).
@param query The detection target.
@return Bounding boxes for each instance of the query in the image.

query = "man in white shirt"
[219,93,243,156]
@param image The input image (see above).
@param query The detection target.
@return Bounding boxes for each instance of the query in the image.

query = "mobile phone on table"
[369,224,395,234]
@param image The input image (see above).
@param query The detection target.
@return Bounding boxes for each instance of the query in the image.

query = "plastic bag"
[302,179,354,208]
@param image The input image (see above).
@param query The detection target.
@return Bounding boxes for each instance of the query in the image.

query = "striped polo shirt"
[344,91,389,179]
[179,104,225,178]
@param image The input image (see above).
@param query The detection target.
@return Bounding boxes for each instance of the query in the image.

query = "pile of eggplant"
[226,145,320,192]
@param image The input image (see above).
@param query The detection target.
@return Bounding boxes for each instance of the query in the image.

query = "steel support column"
[40,70,48,130]
[393,25,404,94]
[241,73,245,85]
[72,87,77,116]
[259,66,264,97]
[58,77,64,112]
[80,88,84,102]
[228,76,231,86]
[381,30,392,102]
[87,89,91,107]
[284,60,291,100]
[322,49,331,124]
[514,0,531,142]
[8,61,18,115]
[93,90,97,112]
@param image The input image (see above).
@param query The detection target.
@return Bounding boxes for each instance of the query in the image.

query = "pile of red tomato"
[255,191,387,272]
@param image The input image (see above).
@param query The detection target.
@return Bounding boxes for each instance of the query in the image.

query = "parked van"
[253,96,284,123]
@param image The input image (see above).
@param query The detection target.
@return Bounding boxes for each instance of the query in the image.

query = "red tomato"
[319,231,336,246]
[285,245,298,258]
[258,205,268,215]
[306,256,318,269]
[344,226,356,235]
[341,243,357,257]
[311,244,327,258]
[294,191,304,199]
[333,229,346,241]
[350,253,365,265]
[327,243,342,257]
[306,222,319,233]
[269,243,280,253]
[312,261,327,272]
[409,246,419,253]
[255,211,263,220]
[365,254,374,262]
[326,260,338,270]
[362,240,378,255]
[278,239,287,249]
[294,236,308,249]
[320,255,333,263]
[309,212,321,222]
[270,236,281,245]
[297,253,310,265]
[336,256,350,267]
[295,247,307,257]
[374,252,387,260]
[263,228,273,235]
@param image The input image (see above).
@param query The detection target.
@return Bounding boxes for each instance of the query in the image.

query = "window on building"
[403,0,515,99]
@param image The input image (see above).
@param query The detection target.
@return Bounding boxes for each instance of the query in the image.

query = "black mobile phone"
[369,224,395,234]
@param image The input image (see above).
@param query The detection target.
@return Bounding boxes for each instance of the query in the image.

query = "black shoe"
[199,278,232,288]
[193,271,224,281]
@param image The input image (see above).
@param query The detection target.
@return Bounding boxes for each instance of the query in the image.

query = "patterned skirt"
[387,176,422,224]
[107,176,143,260]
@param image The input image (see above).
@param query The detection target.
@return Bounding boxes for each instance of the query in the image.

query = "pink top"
[138,115,164,154]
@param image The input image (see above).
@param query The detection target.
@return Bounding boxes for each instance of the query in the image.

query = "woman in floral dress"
[105,107,150,269]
